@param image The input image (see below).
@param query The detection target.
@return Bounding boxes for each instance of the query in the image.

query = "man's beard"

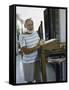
[26,29,34,33]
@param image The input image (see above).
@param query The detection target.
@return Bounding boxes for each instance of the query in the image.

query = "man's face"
[26,20,33,31]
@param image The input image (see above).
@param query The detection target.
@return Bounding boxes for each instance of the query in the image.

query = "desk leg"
[41,54,47,82]
[55,63,62,81]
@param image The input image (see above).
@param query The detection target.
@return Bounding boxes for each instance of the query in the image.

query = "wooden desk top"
[39,46,66,64]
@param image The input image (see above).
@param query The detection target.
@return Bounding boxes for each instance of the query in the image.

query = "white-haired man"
[19,18,41,83]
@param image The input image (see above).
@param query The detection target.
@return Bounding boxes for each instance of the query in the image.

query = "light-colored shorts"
[23,61,41,82]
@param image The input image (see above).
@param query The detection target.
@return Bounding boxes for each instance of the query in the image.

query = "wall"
[16,7,46,36]
[59,9,66,42]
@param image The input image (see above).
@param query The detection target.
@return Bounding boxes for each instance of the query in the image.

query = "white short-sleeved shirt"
[19,31,40,63]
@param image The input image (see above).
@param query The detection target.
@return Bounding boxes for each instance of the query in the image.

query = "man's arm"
[20,42,40,54]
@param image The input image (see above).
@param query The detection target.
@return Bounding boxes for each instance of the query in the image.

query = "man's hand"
[19,41,41,54]
[40,39,45,46]
[36,41,40,49]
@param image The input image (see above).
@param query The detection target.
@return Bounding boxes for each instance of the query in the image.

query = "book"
[40,38,57,45]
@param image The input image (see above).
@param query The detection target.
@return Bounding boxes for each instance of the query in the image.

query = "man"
[19,18,41,83]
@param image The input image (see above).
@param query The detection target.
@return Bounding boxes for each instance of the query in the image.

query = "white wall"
[16,7,45,31]
[16,7,46,39]
[59,9,66,42]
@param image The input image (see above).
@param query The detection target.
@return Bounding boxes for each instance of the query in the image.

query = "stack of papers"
[48,57,66,63]
[44,39,57,44]
[40,38,57,45]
